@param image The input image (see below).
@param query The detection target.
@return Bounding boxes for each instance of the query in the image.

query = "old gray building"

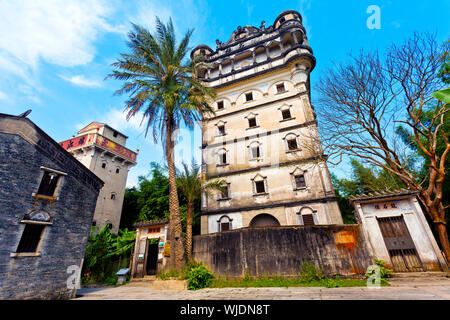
[0,112,103,299]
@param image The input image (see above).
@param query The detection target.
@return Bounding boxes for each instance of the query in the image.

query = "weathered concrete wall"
[192,225,374,278]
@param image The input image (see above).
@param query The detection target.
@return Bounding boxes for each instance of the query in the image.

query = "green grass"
[208,274,388,288]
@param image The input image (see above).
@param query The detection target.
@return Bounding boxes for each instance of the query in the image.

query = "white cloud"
[0,0,120,77]
[102,108,146,133]
[60,75,102,88]
[0,90,7,100]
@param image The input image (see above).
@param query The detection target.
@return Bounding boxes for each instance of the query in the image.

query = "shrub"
[298,261,325,282]
[182,260,204,279]
[187,265,214,290]
[365,259,393,284]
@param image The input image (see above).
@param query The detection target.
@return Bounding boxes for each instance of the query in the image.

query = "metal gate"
[377,215,423,272]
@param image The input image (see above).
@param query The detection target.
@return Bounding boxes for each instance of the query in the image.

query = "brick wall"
[0,132,101,299]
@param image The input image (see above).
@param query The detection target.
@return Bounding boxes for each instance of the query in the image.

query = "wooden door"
[377,215,423,272]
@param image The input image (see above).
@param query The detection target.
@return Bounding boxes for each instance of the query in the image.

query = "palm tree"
[107,18,215,271]
[177,161,226,261]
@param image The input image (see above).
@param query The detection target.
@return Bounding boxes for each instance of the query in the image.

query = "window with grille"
[255,180,265,193]
[218,125,225,135]
[248,117,257,128]
[281,109,291,119]
[221,222,230,231]
[16,224,45,253]
[217,101,224,110]
[276,83,286,93]
[245,92,253,102]
[37,171,61,197]
[287,138,298,150]
[302,214,315,225]
[294,175,306,189]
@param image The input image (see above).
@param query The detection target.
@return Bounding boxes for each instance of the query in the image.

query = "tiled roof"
[349,188,418,202]
[133,219,169,228]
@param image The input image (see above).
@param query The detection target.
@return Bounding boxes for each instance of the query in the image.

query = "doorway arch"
[249,213,280,227]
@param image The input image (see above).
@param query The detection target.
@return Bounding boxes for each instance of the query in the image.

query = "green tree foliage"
[119,161,203,237]
[82,225,136,284]
[331,159,405,224]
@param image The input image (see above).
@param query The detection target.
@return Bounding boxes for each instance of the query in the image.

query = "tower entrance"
[249,214,280,227]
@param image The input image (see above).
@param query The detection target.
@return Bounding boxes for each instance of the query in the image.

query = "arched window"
[248,141,263,161]
[283,133,301,152]
[216,148,228,166]
[217,215,233,232]
[298,207,317,225]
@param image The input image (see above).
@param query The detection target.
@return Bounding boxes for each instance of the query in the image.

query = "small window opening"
[276,83,286,93]
[248,117,257,128]
[113,131,118,138]
[221,222,230,231]
[218,125,225,135]
[221,153,227,165]
[245,92,253,102]
[16,224,45,253]
[221,185,229,199]
[116,168,120,174]
[255,180,265,194]
[92,221,97,227]
[111,193,116,200]
[37,171,61,197]
[287,138,298,150]
[294,175,306,189]
[217,101,224,110]
[251,146,260,159]
[302,214,315,225]
[279,17,286,24]
[107,223,113,230]
[282,109,291,119]
[101,163,106,169]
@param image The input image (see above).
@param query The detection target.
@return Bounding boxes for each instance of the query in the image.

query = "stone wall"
[0,127,101,300]
[192,225,374,278]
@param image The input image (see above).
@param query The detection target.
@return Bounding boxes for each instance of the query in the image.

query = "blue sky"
[0,0,449,187]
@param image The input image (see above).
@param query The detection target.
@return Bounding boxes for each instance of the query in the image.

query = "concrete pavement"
[75,277,450,300]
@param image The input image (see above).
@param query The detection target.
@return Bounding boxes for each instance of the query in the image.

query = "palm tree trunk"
[186,201,194,261]
[165,118,185,271]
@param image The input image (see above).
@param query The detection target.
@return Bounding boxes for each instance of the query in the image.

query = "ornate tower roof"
[191,10,315,89]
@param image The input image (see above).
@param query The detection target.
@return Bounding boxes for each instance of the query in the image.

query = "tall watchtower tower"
[59,122,138,233]
[192,10,343,234]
